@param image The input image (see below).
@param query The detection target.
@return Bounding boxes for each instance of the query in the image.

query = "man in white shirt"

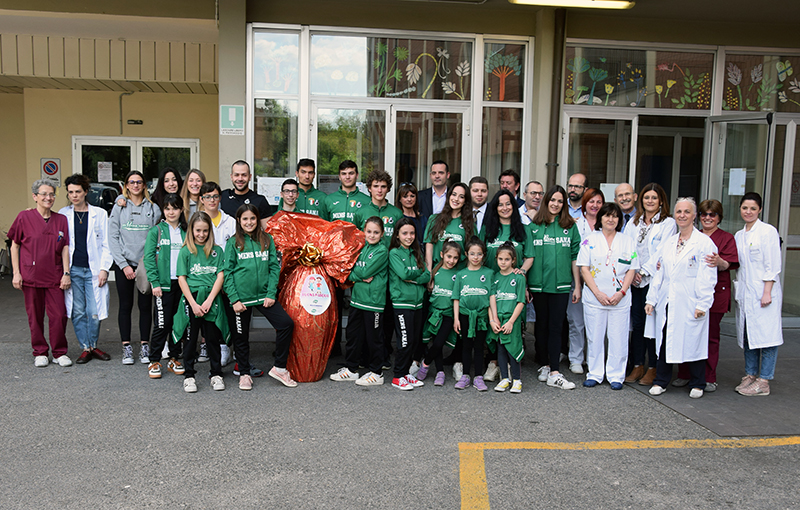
[567,173,588,219]
[418,160,450,230]
[614,183,637,232]
[519,180,544,225]
[469,176,489,231]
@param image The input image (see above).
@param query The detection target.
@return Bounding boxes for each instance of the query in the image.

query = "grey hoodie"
[109,197,161,269]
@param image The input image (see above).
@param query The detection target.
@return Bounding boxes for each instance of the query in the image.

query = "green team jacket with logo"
[172,245,229,343]
[480,224,534,273]
[353,201,404,247]
[525,217,581,294]
[453,266,494,337]
[143,221,186,291]
[279,185,327,216]
[321,188,371,224]
[424,214,471,268]
[223,234,279,306]
[486,271,526,361]
[348,241,389,312]
[388,246,430,310]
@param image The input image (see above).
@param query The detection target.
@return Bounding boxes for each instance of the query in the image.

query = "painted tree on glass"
[485,52,521,101]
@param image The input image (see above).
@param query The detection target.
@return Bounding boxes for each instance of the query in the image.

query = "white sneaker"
[649,385,666,396]
[220,345,231,367]
[121,344,135,365]
[409,361,420,376]
[210,375,225,391]
[494,378,511,392]
[405,373,424,387]
[510,380,523,394]
[183,377,197,393]
[483,361,500,382]
[569,363,584,374]
[138,343,150,364]
[689,388,704,399]
[34,355,49,367]
[537,366,550,382]
[330,367,359,381]
[452,362,463,380]
[355,372,384,386]
[547,372,576,390]
[53,355,73,367]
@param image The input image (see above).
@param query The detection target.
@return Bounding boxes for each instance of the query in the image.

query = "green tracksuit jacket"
[353,201,404,247]
[388,246,430,310]
[223,234,279,306]
[348,242,389,312]
[525,217,581,293]
[143,221,186,291]
[321,188,371,224]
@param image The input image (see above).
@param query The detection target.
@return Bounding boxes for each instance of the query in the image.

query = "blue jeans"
[70,266,100,350]
[743,326,779,380]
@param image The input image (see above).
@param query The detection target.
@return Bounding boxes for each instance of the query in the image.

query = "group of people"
[10,160,784,398]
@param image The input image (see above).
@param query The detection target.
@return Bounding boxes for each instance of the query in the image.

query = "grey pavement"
[1,276,798,509]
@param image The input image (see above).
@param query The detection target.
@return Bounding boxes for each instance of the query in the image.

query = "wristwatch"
[63,271,70,276]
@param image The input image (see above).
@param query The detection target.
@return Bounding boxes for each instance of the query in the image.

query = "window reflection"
[254,99,298,177]
[253,32,300,95]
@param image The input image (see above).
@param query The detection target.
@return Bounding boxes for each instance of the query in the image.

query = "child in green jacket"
[453,236,494,392]
[330,216,389,386]
[173,212,227,393]
[388,218,430,391]
[417,240,461,386]
[143,193,186,380]
[223,204,296,391]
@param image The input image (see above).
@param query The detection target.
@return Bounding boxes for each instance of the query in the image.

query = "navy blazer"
[418,187,434,222]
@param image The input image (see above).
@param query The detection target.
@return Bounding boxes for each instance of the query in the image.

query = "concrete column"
[531,8,556,186]
[217,0,247,189]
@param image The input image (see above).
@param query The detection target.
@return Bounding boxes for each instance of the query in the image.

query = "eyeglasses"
[128,180,144,186]
[567,184,586,190]
[281,189,298,195]
[529,191,544,197]
[37,192,56,198]
[201,194,220,201]
[700,212,718,218]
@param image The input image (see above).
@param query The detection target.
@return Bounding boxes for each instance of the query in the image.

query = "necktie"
[625,213,630,224]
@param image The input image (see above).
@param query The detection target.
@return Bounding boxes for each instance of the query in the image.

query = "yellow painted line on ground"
[459,436,800,510]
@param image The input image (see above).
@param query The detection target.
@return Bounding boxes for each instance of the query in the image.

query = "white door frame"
[72,136,200,175]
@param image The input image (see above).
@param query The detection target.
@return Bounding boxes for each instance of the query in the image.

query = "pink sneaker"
[268,366,297,387]
[738,378,770,396]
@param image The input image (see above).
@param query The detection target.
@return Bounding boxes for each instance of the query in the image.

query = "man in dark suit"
[418,160,450,228]
[499,169,525,208]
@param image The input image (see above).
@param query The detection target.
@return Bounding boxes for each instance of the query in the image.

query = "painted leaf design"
[727,63,742,86]
[789,78,800,93]
[588,67,608,82]
[394,47,409,61]
[392,69,403,81]
[456,61,471,77]
[751,64,763,84]
[779,91,788,103]
[442,81,457,94]
[567,57,590,74]
[406,63,422,85]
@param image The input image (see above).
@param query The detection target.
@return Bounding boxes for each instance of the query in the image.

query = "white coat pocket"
[686,256,699,278]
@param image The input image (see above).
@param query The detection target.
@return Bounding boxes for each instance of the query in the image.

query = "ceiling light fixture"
[509,0,634,9]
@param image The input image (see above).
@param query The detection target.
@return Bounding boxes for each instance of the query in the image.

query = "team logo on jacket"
[480,275,486,282]
[368,252,374,259]
[510,278,517,286]
[349,200,356,207]
[245,199,251,204]
[383,216,394,224]
[563,228,569,234]
[310,198,318,206]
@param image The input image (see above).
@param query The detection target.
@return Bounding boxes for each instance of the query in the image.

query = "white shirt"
[432,187,448,215]
[519,204,532,225]
[168,224,183,280]
[473,203,487,231]
[577,231,639,309]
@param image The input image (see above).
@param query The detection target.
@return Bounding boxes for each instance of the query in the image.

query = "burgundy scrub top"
[8,209,69,288]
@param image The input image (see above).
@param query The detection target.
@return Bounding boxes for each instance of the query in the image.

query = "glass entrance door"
[310,105,388,195]
[394,109,465,194]
[564,116,632,193]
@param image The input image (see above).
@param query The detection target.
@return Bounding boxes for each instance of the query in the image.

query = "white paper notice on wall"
[729,168,747,196]
[257,176,284,206]
[98,162,113,182]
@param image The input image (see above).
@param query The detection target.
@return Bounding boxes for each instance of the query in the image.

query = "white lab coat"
[59,204,114,321]
[624,214,677,288]
[644,228,717,364]
[734,220,783,350]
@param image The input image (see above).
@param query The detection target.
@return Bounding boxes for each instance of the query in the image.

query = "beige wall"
[14,88,218,212]
[0,94,28,233]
